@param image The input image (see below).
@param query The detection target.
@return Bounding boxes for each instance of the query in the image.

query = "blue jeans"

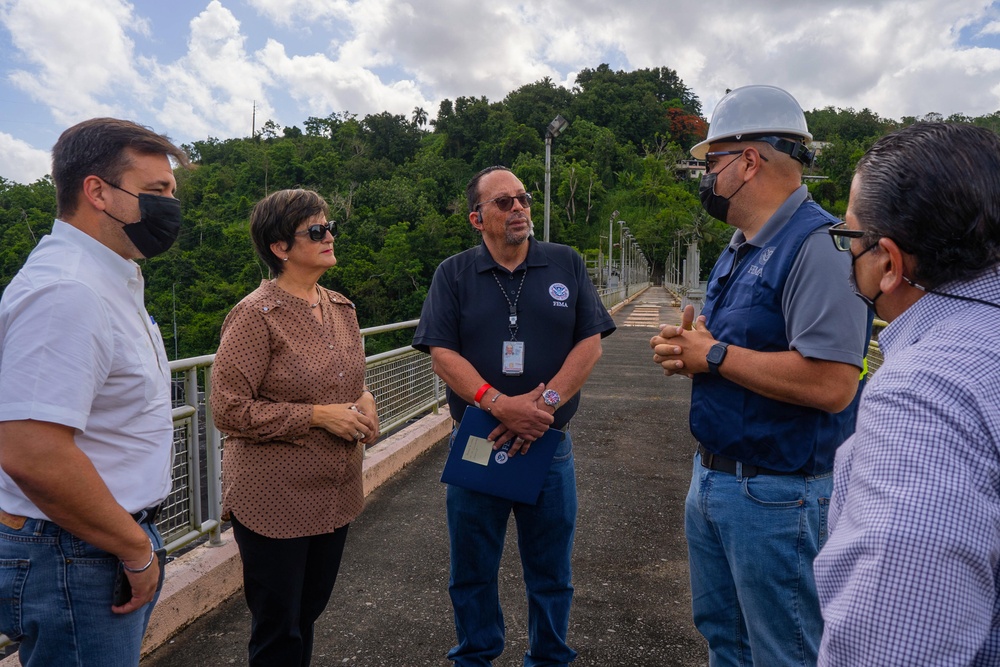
[686,451,831,667]
[0,514,164,667]
[446,431,578,667]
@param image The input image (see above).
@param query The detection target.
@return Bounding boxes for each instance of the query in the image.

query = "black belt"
[697,445,802,478]
[131,504,161,524]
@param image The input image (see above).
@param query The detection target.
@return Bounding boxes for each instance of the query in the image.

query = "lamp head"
[546,114,569,139]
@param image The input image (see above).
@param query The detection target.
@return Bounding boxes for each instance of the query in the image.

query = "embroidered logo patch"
[549,283,570,301]
[494,451,509,464]
[760,247,775,264]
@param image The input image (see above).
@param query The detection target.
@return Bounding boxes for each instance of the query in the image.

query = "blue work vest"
[690,201,862,475]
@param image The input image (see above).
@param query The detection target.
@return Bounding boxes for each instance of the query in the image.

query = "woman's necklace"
[274,279,320,308]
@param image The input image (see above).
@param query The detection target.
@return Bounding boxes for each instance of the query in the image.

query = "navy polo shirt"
[413,237,615,429]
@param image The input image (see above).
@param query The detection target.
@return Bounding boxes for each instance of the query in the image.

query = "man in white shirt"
[0,118,188,666]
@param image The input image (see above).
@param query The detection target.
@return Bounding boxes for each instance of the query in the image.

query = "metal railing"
[598,281,652,310]
[155,320,444,555]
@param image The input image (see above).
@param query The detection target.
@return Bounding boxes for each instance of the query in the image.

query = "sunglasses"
[478,193,533,212]
[293,221,338,242]
[828,221,866,252]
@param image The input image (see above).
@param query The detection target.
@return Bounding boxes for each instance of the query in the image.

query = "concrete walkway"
[141,287,708,667]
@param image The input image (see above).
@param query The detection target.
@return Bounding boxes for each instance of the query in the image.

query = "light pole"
[608,210,618,287]
[544,114,569,242]
[617,220,626,291]
[599,235,609,286]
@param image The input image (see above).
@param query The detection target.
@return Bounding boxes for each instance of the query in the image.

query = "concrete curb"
[0,411,452,666]
[608,285,650,316]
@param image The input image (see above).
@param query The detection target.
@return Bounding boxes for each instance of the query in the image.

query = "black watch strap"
[707,342,730,375]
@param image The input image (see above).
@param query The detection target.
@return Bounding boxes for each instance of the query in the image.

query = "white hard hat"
[691,85,813,161]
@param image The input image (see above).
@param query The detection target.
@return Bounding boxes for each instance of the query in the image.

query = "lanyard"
[492,267,528,341]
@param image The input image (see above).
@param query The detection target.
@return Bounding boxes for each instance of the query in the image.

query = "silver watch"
[542,389,561,408]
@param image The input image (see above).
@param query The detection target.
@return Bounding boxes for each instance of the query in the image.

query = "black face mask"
[104,182,182,258]
[848,241,882,313]
[698,155,746,223]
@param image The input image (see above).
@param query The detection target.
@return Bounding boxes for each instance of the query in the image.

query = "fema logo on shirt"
[549,283,570,308]
[760,247,775,264]
[495,451,509,464]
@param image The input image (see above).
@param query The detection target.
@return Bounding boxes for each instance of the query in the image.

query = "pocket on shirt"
[131,335,167,405]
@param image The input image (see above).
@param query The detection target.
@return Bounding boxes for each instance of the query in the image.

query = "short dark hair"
[249,189,330,276]
[466,165,512,215]
[852,122,1000,288]
[51,118,189,218]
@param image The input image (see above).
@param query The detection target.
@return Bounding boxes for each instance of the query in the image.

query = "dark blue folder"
[440,406,564,504]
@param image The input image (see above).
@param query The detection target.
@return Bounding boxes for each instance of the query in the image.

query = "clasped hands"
[312,392,380,445]
[650,304,718,378]
[487,383,554,456]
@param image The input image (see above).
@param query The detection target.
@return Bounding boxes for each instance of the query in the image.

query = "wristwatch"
[542,389,561,408]
[706,342,730,375]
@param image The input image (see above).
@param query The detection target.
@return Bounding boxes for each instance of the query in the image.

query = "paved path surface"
[142,287,708,667]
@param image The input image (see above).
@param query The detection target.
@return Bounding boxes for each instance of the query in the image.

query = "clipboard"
[440,406,564,505]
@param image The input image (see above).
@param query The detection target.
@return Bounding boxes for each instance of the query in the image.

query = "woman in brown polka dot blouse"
[210,188,379,667]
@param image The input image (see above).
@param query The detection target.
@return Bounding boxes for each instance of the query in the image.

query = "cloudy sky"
[1,0,999,184]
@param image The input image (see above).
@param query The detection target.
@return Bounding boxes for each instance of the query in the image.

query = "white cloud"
[257,39,424,118]
[1,0,140,124]
[2,0,1000,186]
[144,1,275,139]
[612,0,1000,119]
[0,131,50,183]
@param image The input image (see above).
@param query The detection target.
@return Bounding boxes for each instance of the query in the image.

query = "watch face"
[543,389,560,406]
[707,343,728,372]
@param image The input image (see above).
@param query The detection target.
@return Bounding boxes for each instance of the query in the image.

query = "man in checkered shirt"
[815,122,1000,665]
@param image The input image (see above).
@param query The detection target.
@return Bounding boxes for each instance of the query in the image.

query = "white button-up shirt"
[0,220,173,518]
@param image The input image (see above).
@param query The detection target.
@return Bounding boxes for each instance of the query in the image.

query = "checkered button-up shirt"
[815,269,1000,666]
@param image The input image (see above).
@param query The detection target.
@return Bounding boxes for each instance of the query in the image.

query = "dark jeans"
[231,515,350,667]
[446,432,578,666]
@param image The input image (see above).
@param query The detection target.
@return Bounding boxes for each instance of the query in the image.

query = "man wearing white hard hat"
[651,85,870,666]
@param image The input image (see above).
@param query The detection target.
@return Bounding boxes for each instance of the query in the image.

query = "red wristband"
[474,383,492,408]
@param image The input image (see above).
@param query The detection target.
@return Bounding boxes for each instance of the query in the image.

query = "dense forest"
[3,64,1000,358]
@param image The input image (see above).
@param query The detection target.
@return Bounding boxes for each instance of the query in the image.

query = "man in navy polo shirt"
[413,165,615,666]
[650,86,870,666]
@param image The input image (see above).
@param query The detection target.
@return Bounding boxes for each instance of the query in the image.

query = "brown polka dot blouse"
[211,280,366,539]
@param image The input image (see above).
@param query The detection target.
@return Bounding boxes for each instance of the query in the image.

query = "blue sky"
[1,0,999,184]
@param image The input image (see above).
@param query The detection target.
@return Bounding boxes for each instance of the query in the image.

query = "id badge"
[502,341,525,376]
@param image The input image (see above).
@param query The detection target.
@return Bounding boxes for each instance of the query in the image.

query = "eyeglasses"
[828,221,867,252]
[293,221,338,242]
[477,193,533,212]
[704,147,771,172]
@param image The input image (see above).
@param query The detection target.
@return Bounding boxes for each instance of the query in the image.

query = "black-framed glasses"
[828,221,866,252]
[294,221,338,242]
[705,150,746,159]
[704,150,744,171]
[477,193,533,212]
[704,147,771,171]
